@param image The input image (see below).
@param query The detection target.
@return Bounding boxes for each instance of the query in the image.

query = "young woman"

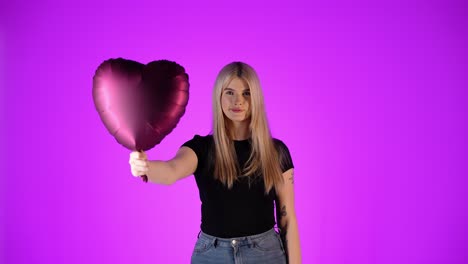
[129,62,301,263]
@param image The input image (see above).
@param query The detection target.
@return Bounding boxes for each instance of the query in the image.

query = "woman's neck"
[230,121,250,140]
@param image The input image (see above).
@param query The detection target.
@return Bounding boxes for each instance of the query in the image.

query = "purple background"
[2,0,467,263]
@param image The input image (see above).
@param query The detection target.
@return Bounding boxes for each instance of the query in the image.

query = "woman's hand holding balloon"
[129,151,149,177]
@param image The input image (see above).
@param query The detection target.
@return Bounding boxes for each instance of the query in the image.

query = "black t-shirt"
[182,134,294,238]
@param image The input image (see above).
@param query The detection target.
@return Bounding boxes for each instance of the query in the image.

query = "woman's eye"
[226,91,234,95]
[243,91,251,96]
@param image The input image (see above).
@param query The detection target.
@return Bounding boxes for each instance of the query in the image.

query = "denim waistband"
[198,228,279,248]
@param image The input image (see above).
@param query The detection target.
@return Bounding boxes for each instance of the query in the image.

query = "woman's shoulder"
[271,137,294,171]
[272,137,289,149]
[182,134,214,160]
[183,134,214,146]
[191,134,214,141]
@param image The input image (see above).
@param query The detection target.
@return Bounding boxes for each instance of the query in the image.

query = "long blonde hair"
[212,62,283,193]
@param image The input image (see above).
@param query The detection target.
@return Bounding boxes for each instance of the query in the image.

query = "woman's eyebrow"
[224,88,250,92]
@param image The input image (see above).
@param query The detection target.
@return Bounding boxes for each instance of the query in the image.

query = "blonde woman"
[129,62,301,263]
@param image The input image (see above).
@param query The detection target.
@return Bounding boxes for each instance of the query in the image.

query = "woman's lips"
[231,109,243,113]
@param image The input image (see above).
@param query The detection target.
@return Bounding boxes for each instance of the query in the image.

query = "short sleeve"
[181,135,213,176]
[181,135,205,159]
[274,139,294,173]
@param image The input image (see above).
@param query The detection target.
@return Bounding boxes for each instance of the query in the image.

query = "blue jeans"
[191,228,287,264]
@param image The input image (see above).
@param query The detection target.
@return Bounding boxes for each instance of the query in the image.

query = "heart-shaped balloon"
[92,58,190,182]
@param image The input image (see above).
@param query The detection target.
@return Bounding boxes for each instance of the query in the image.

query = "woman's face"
[221,78,251,125]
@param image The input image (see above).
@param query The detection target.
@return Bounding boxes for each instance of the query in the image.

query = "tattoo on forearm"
[280,205,287,217]
[288,172,294,184]
[277,203,289,258]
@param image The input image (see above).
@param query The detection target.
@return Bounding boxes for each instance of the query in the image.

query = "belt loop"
[247,236,254,248]
[212,238,218,248]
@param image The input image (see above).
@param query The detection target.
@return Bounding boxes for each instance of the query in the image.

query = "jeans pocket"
[193,237,213,254]
[252,234,283,252]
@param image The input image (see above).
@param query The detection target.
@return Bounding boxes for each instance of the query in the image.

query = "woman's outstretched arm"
[129,146,197,185]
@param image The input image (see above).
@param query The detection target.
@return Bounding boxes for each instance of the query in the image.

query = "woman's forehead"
[225,78,249,90]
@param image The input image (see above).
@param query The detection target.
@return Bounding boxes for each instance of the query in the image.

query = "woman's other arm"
[276,168,302,263]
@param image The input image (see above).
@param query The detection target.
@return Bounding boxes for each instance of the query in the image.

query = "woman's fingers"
[130,159,148,167]
[131,169,148,177]
[130,151,147,159]
[131,164,148,176]
[129,151,149,177]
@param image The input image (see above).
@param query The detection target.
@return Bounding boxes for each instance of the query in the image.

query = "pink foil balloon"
[92,58,190,182]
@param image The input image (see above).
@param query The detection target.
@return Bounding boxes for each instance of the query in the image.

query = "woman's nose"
[234,94,244,105]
